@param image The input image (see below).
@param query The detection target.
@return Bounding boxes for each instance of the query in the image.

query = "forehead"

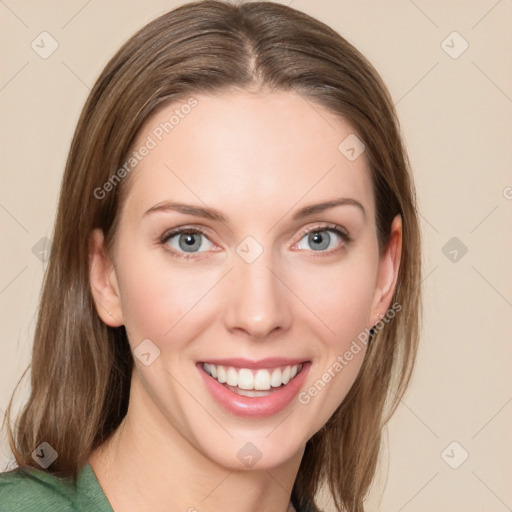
[121,90,375,224]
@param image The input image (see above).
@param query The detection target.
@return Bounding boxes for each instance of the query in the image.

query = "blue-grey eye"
[296,229,343,252]
[165,230,214,253]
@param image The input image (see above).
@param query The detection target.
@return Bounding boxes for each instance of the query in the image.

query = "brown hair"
[2,2,421,511]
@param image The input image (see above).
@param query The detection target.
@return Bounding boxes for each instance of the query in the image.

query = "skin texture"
[88,90,402,512]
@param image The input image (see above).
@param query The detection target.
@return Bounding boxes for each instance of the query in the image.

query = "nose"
[223,249,293,340]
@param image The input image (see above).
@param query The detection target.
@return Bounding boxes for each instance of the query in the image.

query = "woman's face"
[90,90,401,470]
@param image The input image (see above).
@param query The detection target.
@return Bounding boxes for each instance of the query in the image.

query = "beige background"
[1,1,511,511]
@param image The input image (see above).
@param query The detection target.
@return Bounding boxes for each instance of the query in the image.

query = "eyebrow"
[143,197,366,222]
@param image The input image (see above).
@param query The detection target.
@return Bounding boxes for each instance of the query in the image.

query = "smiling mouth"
[201,362,305,397]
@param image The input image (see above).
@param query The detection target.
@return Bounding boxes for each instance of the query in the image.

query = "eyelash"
[160,223,353,261]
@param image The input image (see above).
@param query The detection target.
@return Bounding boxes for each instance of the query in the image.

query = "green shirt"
[0,463,113,511]
[0,463,320,511]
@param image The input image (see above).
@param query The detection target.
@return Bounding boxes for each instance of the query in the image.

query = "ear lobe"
[88,228,124,327]
[369,214,402,324]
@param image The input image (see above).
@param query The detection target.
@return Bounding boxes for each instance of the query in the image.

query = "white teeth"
[229,387,272,397]
[226,367,238,386]
[237,369,254,390]
[254,369,271,391]
[216,365,227,383]
[270,368,282,387]
[202,363,303,391]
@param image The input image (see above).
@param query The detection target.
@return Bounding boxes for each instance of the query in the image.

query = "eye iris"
[309,231,330,251]
[179,233,201,252]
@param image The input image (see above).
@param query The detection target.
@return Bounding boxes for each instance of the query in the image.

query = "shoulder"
[0,466,76,511]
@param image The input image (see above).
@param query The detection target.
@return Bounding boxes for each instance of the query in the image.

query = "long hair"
[2,2,422,511]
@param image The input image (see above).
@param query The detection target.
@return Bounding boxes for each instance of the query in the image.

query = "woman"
[0,1,421,511]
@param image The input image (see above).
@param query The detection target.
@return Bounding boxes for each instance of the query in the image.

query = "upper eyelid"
[296,223,349,239]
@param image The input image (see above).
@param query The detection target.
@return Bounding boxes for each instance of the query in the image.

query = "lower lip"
[197,362,311,418]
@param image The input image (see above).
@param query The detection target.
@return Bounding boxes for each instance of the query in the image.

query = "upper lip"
[198,357,309,369]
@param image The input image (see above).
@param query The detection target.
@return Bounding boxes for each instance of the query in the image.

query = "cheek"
[293,261,376,436]
[290,252,378,343]
[114,245,219,346]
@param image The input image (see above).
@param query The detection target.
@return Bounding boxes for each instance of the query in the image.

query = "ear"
[88,228,124,327]
[369,214,402,326]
